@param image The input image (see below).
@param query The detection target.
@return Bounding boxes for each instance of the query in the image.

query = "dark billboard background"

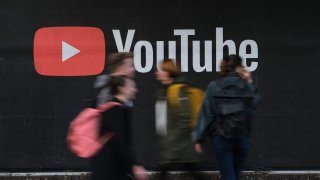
[0,0,319,170]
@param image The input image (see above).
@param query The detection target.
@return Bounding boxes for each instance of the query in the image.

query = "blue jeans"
[212,135,250,180]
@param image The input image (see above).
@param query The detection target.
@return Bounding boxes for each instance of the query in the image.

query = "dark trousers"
[91,142,133,180]
[212,135,250,180]
[159,163,205,180]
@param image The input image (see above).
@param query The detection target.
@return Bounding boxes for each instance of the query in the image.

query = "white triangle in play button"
[62,41,80,62]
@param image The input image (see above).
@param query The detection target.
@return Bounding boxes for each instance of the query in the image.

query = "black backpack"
[213,77,254,139]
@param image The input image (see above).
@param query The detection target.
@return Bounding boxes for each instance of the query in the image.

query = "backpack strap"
[96,101,121,145]
[167,83,204,129]
[97,101,121,112]
[167,83,186,108]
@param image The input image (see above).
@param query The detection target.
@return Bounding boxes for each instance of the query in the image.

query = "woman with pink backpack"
[91,76,148,180]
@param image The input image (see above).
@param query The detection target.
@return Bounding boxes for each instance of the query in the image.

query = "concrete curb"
[0,171,320,179]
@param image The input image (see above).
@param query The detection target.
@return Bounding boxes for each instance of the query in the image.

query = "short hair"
[107,75,128,96]
[220,54,243,76]
[160,59,181,78]
[106,52,133,73]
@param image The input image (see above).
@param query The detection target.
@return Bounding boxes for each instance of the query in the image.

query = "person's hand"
[236,67,253,83]
[195,143,203,153]
[132,165,148,180]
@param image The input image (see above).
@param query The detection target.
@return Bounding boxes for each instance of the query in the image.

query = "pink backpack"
[67,101,120,158]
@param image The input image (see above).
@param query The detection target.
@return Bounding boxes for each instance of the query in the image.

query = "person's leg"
[122,173,134,180]
[183,163,205,180]
[213,135,236,180]
[159,163,170,180]
[233,136,250,180]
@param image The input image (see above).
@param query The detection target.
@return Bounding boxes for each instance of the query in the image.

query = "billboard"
[0,0,319,170]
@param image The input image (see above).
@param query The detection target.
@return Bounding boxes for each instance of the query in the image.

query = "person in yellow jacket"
[155,59,204,180]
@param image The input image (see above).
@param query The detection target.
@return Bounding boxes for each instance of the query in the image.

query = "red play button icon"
[34,27,105,76]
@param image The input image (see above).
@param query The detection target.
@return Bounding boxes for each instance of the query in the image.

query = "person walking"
[93,52,135,106]
[91,76,148,180]
[193,54,261,180]
[155,59,203,180]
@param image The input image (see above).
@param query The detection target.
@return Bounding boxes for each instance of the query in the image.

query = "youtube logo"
[34,27,105,76]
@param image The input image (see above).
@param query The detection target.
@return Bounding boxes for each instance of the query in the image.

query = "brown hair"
[220,54,243,76]
[107,75,128,96]
[106,52,133,73]
[160,59,181,78]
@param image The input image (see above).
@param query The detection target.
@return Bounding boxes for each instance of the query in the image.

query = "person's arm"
[104,106,136,171]
[107,107,148,180]
[236,67,262,109]
[192,82,216,144]
[247,82,262,110]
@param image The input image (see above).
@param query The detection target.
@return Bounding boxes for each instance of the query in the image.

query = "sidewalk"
[1,171,320,180]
